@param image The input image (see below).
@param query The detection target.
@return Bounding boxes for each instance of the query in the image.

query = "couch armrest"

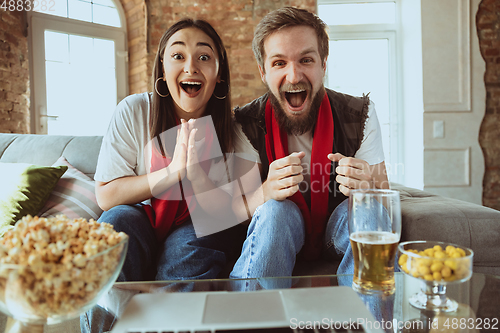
[391,182,500,274]
[0,134,102,179]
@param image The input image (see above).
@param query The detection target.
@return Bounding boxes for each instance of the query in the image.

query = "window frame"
[318,0,404,183]
[28,8,128,134]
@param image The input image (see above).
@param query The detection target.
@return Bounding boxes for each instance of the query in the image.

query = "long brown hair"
[150,19,232,155]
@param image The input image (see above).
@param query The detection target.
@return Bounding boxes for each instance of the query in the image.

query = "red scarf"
[265,93,334,260]
[143,123,214,241]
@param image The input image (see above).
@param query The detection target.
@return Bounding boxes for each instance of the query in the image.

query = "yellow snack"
[398,254,408,266]
[444,259,458,270]
[434,251,446,259]
[441,266,452,278]
[424,248,435,257]
[445,245,456,254]
[430,262,443,272]
[424,274,434,281]
[418,264,431,276]
[401,243,470,283]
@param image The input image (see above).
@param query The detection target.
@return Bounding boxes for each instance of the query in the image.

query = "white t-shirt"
[233,101,385,205]
[95,93,233,197]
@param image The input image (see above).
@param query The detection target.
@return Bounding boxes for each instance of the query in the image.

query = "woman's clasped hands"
[167,118,205,183]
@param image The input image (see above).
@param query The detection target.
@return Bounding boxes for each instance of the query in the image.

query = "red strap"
[264,93,334,260]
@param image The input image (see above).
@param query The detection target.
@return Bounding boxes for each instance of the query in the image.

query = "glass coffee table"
[1,272,499,333]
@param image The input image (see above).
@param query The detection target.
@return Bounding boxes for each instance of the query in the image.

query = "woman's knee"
[98,205,149,232]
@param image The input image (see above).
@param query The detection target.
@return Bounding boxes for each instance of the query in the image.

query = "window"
[29,0,127,135]
[318,0,403,183]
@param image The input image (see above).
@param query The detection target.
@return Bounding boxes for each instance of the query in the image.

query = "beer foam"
[350,231,399,244]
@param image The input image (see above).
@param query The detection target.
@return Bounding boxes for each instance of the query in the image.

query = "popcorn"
[0,215,128,319]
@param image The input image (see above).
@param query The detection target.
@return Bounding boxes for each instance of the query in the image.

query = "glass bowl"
[398,240,473,312]
[0,236,128,326]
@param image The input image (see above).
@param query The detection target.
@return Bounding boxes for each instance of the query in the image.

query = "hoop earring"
[155,77,169,97]
[213,81,229,100]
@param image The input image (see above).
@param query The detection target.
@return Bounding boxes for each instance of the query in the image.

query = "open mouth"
[180,81,202,94]
[284,89,307,108]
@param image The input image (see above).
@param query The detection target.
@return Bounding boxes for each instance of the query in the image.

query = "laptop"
[110,286,384,333]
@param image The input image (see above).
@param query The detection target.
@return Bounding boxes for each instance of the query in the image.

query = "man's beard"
[268,86,325,135]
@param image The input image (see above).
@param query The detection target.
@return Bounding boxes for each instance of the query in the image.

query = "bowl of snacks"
[398,240,473,312]
[0,215,128,329]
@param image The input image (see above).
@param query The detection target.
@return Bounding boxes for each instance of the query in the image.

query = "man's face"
[259,25,327,134]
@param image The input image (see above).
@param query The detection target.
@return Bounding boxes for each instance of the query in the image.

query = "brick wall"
[143,0,315,107]
[477,0,500,210]
[0,10,30,133]
[121,0,148,95]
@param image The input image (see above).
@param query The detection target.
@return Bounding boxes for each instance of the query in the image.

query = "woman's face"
[162,27,220,119]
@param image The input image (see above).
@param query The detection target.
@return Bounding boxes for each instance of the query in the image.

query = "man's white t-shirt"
[95,93,233,195]
[233,101,385,206]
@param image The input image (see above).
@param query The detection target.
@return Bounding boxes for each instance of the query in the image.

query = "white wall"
[400,0,424,190]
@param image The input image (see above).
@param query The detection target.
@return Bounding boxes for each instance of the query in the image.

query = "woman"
[93,18,240,283]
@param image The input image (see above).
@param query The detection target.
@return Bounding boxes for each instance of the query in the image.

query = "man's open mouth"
[284,89,307,108]
[180,81,202,94]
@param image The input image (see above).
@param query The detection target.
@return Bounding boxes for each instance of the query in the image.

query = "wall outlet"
[433,120,444,138]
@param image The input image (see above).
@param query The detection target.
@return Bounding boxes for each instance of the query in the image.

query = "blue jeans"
[229,198,354,290]
[324,198,354,276]
[81,204,243,333]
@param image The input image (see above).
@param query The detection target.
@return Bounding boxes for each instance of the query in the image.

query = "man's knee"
[329,198,349,222]
[257,199,301,220]
[255,199,303,228]
[249,199,305,247]
[324,199,350,254]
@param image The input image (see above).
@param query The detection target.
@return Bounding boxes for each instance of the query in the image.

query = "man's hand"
[328,153,375,197]
[263,152,305,201]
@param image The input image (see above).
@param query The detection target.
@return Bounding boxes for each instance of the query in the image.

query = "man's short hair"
[252,6,329,72]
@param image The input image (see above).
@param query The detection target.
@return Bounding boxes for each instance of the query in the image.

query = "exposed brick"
[478,12,497,24]
[485,48,500,57]
[0,12,20,26]
[0,11,29,133]
[0,100,14,112]
[481,29,498,39]
[478,0,500,210]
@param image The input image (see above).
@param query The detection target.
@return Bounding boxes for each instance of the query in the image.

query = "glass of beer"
[349,189,401,295]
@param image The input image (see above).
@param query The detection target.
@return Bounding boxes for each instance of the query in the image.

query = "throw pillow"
[38,156,103,221]
[0,163,68,236]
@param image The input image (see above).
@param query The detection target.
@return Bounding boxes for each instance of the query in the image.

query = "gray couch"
[1,133,500,277]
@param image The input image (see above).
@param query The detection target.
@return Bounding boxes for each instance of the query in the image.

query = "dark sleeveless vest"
[233,88,370,217]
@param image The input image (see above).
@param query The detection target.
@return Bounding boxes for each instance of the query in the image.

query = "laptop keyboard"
[128,326,367,333]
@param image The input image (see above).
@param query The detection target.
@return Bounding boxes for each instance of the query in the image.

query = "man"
[229,7,389,280]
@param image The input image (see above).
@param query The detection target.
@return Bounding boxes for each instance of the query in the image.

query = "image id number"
[1,0,55,11]
[443,318,499,330]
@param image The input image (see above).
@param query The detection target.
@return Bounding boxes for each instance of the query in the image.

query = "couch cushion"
[391,183,500,273]
[0,163,67,236]
[38,156,103,221]
[0,134,102,179]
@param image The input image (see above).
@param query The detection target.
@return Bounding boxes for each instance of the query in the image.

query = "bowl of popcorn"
[398,240,473,312]
[0,215,128,327]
